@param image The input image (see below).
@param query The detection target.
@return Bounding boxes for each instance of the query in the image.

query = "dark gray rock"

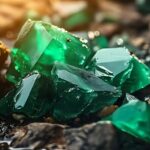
[64,122,118,150]
[10,121,118,150]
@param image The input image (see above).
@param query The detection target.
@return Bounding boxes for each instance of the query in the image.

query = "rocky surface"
[0,122,146,150]
[10,122,118,150]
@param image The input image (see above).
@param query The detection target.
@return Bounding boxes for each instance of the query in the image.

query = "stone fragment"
[51,63,121,121]
[10,123,65,149]
[107,94,150,142]
[0,72,53,119]
[7,20,91,83]
[10,122,118,150]
[88,47,150,93]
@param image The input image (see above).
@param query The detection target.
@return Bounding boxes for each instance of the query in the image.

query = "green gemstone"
[106,94,150,142]
[91,34,108,50]
[51,62,121,121]
[120,57,150,93]
[0,73,53,119]
[7,20,91,83]
[63,9,92,30]
[88,47,150,93]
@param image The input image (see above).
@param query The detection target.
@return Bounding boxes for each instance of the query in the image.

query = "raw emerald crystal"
[0,72,53,119]
[7,20,91,83]
[51,62,121,121]
[106,94,150,142]
[88,47,150,93]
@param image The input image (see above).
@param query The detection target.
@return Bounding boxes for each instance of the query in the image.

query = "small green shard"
[7,20,91,83]
[106,94,150,142]
[63,10,92,30]
[89,33,108,50]
[51,62,121,121]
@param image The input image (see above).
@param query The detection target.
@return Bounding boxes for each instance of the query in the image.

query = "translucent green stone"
[90,34,108,50]
[63,10,92,30]
[51,62,121,121]
[0,73,53,119]
[7,20,91,83]
[88,47,150,93]
[107,94,150,142]
[120,57,150,93]
[90,47,132,76]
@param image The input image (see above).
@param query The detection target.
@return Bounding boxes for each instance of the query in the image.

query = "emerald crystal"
[51,62,121,121]
[90,33,108,50]
[107,94,150,142]
[88,47,150,93]
[7,20,91,83]
[0,72,53,119]
[120,57,150,93]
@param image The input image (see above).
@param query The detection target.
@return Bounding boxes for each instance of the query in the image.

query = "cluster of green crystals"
[7,20,91,83]
[0,20,150,142]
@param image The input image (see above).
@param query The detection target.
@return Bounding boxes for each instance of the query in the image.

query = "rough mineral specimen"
[120,57,150,93]
[0,72,53,119]
[107,94,150,142]
[51,63,121,121]
[7,20,91,83]
[88,47,150,93]
[10,122,118,150]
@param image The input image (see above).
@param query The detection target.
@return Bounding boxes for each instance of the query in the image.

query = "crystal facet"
[88,47,150,93]
[121,57,150,93]
[7,20,91,83]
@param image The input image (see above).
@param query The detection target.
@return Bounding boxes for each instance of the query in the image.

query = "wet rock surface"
[10,122,118,150]
[0,122,147,150]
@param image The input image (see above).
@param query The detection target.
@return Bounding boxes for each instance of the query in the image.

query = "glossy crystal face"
[107,94,150,142]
